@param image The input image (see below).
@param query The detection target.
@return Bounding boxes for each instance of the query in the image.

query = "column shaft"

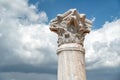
[57,43,86,80]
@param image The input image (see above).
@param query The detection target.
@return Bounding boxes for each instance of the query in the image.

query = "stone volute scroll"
[50,9,92,46]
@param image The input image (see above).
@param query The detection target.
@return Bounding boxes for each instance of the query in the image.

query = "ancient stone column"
[50,9,92,80]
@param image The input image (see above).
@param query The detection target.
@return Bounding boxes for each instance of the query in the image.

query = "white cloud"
[15,24,57,65]
[85,19,120,69]
[0,0,47,24]
[91,17,96,22]
[0,0,57,67]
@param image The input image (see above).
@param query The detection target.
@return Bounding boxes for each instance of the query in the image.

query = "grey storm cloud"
[0,63,57,74]
[87,67,120,80]
[0,72,57,80]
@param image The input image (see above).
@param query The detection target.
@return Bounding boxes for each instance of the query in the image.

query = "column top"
[57,43,85,54]
[50,9,92,46]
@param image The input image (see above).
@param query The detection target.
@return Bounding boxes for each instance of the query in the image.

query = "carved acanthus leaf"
[50,9,92,46]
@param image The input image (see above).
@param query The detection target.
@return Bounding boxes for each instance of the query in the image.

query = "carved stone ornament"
[50,9,92,46]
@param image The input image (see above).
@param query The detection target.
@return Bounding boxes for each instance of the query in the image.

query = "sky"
[0,0,120,80]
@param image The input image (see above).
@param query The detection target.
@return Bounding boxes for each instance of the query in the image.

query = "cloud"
[15,24,57,65]
[0,72,56,80]
[87,68,120,80]
[0,0,48,23]
[0,0,57,66]
[85,19,120,80]
[85,19,120,69]
[0,0,57,80]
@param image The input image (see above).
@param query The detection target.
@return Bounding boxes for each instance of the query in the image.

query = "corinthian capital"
[50,9,92,46]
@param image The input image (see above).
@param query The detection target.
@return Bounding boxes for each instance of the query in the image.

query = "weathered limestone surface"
[57,43,86,80]
[50,9,92,80]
